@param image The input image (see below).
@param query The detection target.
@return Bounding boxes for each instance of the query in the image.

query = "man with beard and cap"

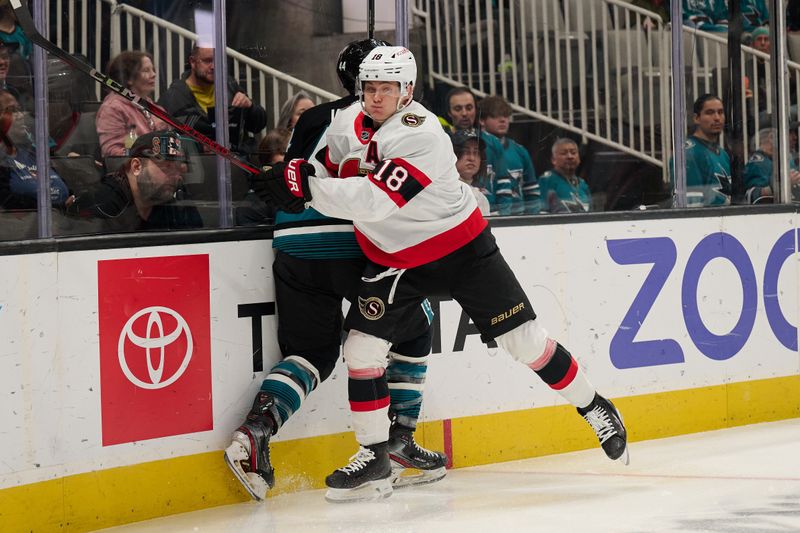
[65,130,202,231]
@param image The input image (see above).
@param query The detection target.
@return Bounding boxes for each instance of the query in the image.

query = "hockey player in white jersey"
[252,46,629,503]
[226,40,446,502]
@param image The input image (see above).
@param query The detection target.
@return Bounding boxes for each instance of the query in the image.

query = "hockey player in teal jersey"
[744,128,800,203]
[539,138,592,213]
[225,39,446,502]
[478,96,540,215]
[672,94,731,206]
[683,0,728,32]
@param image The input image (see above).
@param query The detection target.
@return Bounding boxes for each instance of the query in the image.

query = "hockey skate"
[325,443,393,503]
[388,427,447,488]
[224,392,277,501]
[578,393,629,465]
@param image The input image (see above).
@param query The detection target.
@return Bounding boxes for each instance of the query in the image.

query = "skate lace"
[411,439,438,459]
[583,406,618,444]
[339,447,376,474]
[362,267,406,304]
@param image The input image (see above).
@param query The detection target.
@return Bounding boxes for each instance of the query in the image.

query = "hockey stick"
[9,0,260,175]
[367,0,375,39]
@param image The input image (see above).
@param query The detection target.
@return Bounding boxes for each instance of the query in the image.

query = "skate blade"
[224,442,269,501]
[325,478,393,503]
[390,464,447,488]
[616,446,630,466]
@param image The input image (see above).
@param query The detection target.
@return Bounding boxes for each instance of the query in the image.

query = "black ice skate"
[578,393,629,465]
[325,442,393,503]
[224,392,277,501]
[388,426,447,488]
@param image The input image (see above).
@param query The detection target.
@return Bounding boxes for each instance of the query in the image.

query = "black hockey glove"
[250,159,315,214]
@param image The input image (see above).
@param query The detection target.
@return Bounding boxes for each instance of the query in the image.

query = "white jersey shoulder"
[373,101,456,176]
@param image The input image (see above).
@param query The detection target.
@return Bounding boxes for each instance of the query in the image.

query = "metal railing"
[412,0,800,180]
[45,0,337,130]
[411,0,672,177]
[678,24,800,160]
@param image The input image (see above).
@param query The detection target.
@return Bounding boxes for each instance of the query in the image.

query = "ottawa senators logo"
[401,113,426,127]
[358,296,385,320]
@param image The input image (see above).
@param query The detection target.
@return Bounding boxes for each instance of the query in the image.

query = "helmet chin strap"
[395,94,412,113]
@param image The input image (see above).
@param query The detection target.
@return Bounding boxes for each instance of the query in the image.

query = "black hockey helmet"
[337,38,391,95]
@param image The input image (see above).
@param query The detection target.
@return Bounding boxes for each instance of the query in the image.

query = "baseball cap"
[129,130,188,162]
[451,128,485,148]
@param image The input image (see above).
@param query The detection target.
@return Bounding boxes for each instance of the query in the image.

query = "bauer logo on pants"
[97,254,212,446]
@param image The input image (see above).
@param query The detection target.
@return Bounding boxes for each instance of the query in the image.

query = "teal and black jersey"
[741,0,769,33]
[671,135,731,206]
[273,95,364,260]
[683,0,728,32]
[489,134,540,215]
[538,169,591,213]
[744,149,799,203]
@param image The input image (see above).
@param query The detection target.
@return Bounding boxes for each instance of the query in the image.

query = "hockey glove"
[250,159,315,214]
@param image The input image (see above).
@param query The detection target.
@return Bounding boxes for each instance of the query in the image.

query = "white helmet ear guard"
[357,46,417,115]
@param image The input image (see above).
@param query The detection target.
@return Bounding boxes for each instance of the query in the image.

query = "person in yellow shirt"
[159,46,267,155]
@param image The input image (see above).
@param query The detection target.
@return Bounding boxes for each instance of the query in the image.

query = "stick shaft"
[368,0,375,38]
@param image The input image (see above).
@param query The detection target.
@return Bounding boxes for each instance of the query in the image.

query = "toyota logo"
[118,306,193,390]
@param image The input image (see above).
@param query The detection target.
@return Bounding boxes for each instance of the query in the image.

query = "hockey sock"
[349,368,391,445]
[531,342,595,409]
[259,355,320,429]
[386,351,429,430]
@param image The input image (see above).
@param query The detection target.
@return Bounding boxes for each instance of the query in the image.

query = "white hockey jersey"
[307,100,486,269]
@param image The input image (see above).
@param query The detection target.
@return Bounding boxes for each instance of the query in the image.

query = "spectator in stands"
[0,41,20,94]
[683,0,729,33]
[159,46,267,156]
[96,51,168,159]
[747,30,798,128]
[0,1,31,60]
[258,128,292,165]
[477,95,540,215]
[255,127,291,166]
[672,94,731,206]
[276,92,314,131]
[745,27,771,116]
[539,138,592,213]
[443,86,478,133]
[0,89,69,210]
[744,127,800,203]
[442,86,510,205]
[236,127,291,225]
[751,25,770,53]
[65,130,202,231]
[452,128,492,215]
